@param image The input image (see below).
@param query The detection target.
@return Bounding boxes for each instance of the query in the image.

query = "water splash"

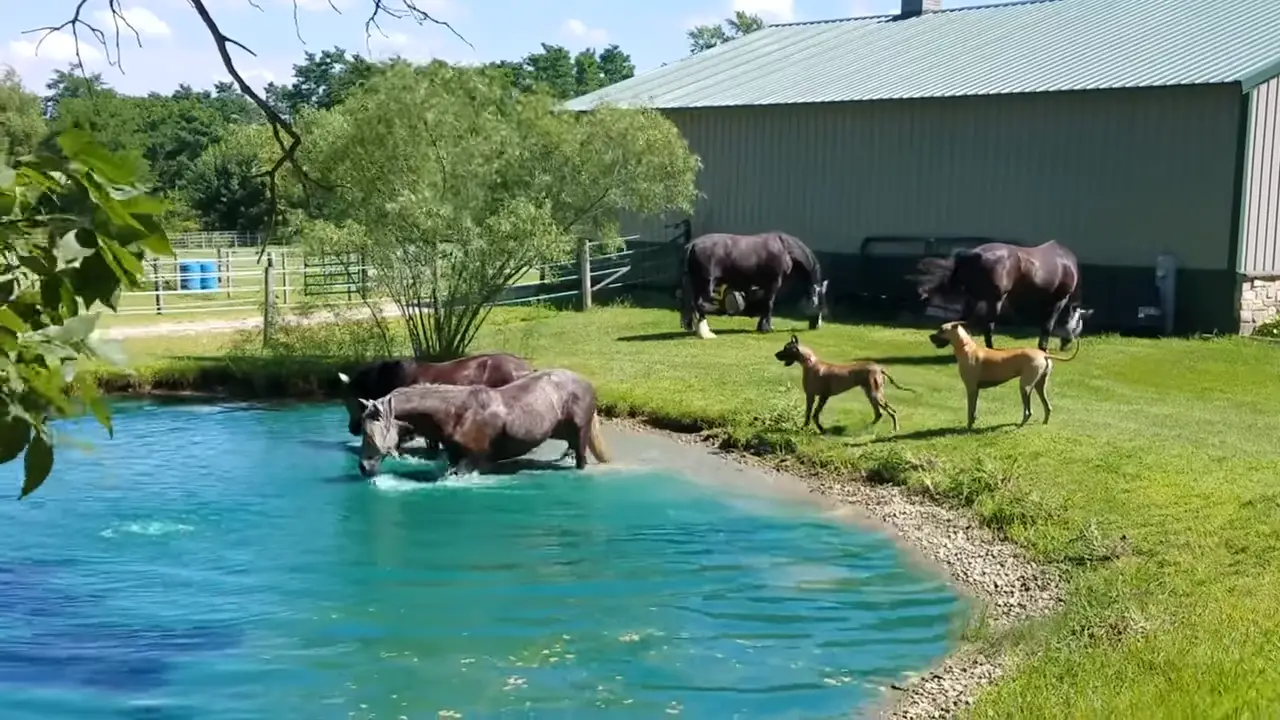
[100,521,195,538]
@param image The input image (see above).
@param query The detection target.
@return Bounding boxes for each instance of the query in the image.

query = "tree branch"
[29,0,472,262]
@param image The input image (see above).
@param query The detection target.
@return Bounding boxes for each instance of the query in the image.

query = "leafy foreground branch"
[1,129,174,497]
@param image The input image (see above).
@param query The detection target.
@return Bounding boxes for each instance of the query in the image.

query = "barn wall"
[1238,74,1280,333]
[628,84,1244,333]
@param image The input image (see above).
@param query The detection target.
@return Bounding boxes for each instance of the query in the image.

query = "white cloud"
[7,31,104,65]
[92,6,172,37]
[561,18,609,46]
[732,0,795,23]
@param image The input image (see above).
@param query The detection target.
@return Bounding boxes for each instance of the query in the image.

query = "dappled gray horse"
[357,368,611,478]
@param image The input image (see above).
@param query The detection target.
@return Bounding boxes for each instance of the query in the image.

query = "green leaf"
[56,129,138,186]
[45,313,100,345]
[105,241,145,278]
[77,381,113,438]
[0,413,31,465]
[55,229,97,265]
[20,431,54,499]
[0,307,28,333]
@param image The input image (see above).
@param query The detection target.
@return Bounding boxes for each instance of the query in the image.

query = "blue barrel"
[198,260,220,290]
[178,260,202,291]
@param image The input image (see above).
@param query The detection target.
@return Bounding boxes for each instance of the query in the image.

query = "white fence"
[116,237,667,319]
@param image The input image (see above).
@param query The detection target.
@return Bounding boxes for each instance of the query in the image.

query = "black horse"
[679,230,828,339]
[913,239,1088,352]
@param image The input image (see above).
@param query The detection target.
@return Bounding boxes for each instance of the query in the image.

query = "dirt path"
[97,302,401,340]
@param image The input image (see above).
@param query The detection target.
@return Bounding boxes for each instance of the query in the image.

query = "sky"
[2,0,994,96]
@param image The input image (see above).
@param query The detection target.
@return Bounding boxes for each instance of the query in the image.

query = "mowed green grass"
[119,304,1280,717]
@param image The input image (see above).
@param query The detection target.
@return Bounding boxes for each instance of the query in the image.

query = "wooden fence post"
[578,238,592,311]
[263,252,276,348]
[151,258,163,315]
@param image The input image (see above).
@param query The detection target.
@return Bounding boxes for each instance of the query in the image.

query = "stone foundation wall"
[1238,276,1280,334]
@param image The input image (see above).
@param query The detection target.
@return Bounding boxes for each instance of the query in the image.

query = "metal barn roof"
[565,0,1280,111]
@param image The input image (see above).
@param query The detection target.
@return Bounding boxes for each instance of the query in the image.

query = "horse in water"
[679,230,828,339]
[913,240,1089,351]
[356,368,611,478]
[337,353,533,448]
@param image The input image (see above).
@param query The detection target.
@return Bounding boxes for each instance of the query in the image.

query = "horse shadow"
[617,328,758,342]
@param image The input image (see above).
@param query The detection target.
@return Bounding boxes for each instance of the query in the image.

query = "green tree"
[296,63,700,359]
[179,125,273,234]
[522,44,577,100]
[42,66,109,119]
[1,129,175,497]
[687,11,766,54]
[266,47,381,120]
[0,68,47,159]
[597,45,636,86]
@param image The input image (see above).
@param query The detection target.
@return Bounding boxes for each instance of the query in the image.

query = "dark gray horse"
[356,369,611,478]
[913,240,1090,351]
[679,230,828,339]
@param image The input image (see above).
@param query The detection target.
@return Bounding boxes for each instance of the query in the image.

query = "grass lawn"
[113,303,1280,717]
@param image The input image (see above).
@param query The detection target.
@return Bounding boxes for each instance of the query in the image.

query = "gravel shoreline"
[605,416,1065,719]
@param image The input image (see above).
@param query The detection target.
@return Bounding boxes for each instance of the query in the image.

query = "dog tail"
[1046,336,1083,362]
[587,411,611,464]
[882,370,917,393]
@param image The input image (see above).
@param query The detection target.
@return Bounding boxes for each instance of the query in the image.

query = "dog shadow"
[864,354,956,366]
[869,423,1020,443]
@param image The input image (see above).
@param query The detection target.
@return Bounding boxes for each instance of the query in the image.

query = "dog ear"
[790,333,799,343]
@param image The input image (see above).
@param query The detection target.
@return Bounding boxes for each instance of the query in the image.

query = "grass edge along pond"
[90,304,1280,718]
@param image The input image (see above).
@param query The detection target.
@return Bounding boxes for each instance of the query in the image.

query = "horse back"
[689,231,793,282]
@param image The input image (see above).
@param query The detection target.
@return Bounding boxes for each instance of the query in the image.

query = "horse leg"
[756,278,783,333]
[573,423,590,470]
[694,277,718,339]
[982,296,1005,350]
[1040,297,1069,352]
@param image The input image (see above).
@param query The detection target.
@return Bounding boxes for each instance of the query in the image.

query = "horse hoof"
[695,319,716,339]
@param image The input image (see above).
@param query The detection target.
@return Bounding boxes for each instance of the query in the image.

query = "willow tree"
[298,60,700,359]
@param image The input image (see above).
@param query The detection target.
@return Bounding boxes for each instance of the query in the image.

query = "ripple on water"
[0,401,966,719]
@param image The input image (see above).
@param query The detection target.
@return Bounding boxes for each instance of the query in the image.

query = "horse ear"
[337,372,350,385]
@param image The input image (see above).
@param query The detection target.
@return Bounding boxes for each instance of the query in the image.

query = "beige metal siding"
[1241,75,1280,275]
[636,85,1241,271]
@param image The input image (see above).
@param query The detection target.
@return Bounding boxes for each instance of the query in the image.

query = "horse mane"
[775,233,822,285]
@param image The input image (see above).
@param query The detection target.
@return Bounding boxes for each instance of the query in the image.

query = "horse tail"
[679,241,696,332]
[587,411,611,464]
[882,370,917,393]
[1045,336,1083,362]
[913,255,957,299]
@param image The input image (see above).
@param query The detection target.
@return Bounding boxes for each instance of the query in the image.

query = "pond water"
[0,400,966,719]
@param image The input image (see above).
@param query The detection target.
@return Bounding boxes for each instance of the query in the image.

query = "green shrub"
[1253,315,1280,338]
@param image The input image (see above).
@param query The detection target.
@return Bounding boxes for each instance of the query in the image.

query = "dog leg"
[1036,367,1053,424]
[863,386,884,426]
[1019,383,1034,426]
[803,392,815,428]
[883,400,900,433]
[813,395,829,434]
[965,386,980,430]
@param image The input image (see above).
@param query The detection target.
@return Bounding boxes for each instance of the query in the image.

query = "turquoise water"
[0,400,965,719]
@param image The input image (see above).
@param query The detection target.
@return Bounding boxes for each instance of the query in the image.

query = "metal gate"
[302,252,371,300]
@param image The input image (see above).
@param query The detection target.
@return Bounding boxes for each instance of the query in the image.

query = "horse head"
[804,279,829,330]
[1057,305,1094,350]
[357,397,412,478]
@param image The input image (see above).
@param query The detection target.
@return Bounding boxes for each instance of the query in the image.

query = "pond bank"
[92,358,1065,719]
